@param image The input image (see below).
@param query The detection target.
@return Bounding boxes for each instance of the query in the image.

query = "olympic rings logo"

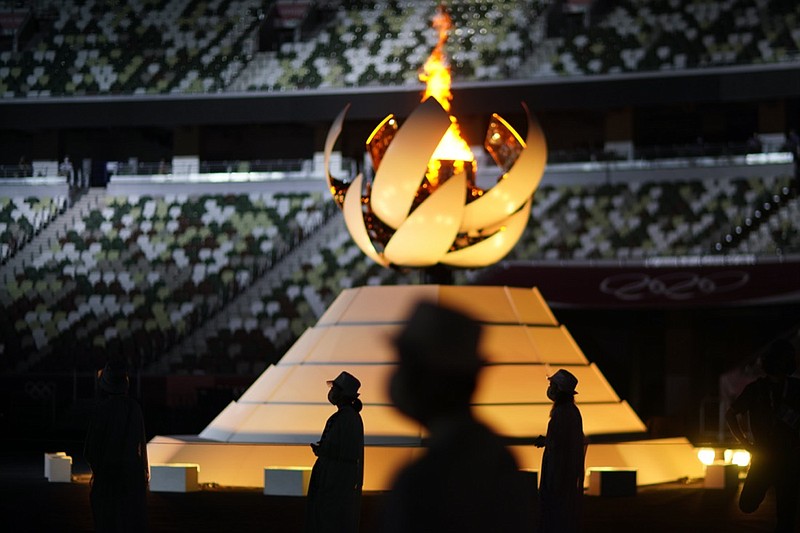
[599,271,750,301]
[25,381,55,400]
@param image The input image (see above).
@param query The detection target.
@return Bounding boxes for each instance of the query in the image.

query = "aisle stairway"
[1,189,103,284]
[160,211,349,373]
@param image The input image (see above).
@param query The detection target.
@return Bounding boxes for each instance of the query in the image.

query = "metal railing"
[3,141,796,179]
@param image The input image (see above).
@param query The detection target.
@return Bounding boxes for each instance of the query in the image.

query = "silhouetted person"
[534,369,585,533]
[746,132,763,153]
[305,371,364,533]
[726,339,800,533]
[17,156,31,177]
[382,301,536,532]
[788,129,800,191]
[60,155,74,185]
[84,358,149,532]
[785,129,799,160]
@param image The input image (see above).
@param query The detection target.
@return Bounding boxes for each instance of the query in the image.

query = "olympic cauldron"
[323,96,548,269]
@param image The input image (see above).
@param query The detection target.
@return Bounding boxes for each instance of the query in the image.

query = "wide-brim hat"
[98,363,129,394]
[327,371,361,399]
[392,300,484,376]
[548,369,578,395]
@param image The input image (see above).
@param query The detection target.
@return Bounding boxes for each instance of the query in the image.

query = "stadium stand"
[2,0,798,96]
[0,195,67,264]
[171,215,410,375]
[3,155,795,377]
[545,0,800,75]
[0,0,262,97]
[513,173,798,261]
[0,190,334,374]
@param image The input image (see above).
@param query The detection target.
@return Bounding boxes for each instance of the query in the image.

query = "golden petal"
[383,171,466,267]
[441,198,532,267]
[324,104,353,208]
[460,104,547,232]
[366,114,398,170]
[342,173,390,267]
[370,97,452,230]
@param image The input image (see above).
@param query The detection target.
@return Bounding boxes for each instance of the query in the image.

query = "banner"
[480,257,800,309]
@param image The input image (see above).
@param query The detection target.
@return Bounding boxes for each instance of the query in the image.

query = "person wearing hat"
[534,368,585,533]
[725,339,800,532]
[84,358,149,532]
[305,371,364,533]
[382,301,535,532]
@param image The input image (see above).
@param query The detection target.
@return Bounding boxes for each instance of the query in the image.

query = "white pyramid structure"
[148,285,703,490]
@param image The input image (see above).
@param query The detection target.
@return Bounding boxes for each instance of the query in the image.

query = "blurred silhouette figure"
[534,369,585,533]
[746,131,763,154]
[726,339,800,533]
[788,129,800,191]
[17,156,31,177]
[59,155,74,185]
[158,159,170,175]
[84,358,149,532]
[382,301,536,532]
[305,371,364,533]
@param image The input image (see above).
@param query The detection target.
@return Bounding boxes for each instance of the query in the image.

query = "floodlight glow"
[697,447,716,465]
[731,449,751,467]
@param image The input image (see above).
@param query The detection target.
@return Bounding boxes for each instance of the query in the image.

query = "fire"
[419,3,474,178]
[420,4,455,112]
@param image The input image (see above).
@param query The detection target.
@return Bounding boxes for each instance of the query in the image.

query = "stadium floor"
[0,450,788,532]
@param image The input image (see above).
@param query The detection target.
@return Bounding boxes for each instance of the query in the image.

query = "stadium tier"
[1,0,798,97]
[0,190,335,374]
[2,162,797,376]
[0,195,67,264]
[514,173,798,260]
[1,0,262,97]
[546,0,800,75]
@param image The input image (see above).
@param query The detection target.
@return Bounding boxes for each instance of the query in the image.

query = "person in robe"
[305,371,364,533]
[84,358,149,532]
[726,339,800,533]
[535,368,585,533]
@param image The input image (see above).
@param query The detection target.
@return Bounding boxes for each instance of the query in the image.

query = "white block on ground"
[150,463,200,492]
[44,452,72,483]
[264,467,312,496]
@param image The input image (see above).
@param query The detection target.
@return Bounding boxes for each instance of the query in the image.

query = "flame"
[419,4,474,174]
[420,5,454,112]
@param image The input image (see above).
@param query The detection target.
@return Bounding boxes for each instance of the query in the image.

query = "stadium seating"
[512,173,797,261]
[2,166,797,375]
[1,0,261,97]
[43,173,800,374]
[180,220,408,375]
[0,195,67,264]
[4,0,798,96]
[548,0,800,75]
[233,0,548,91]
[0,191,331,373]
